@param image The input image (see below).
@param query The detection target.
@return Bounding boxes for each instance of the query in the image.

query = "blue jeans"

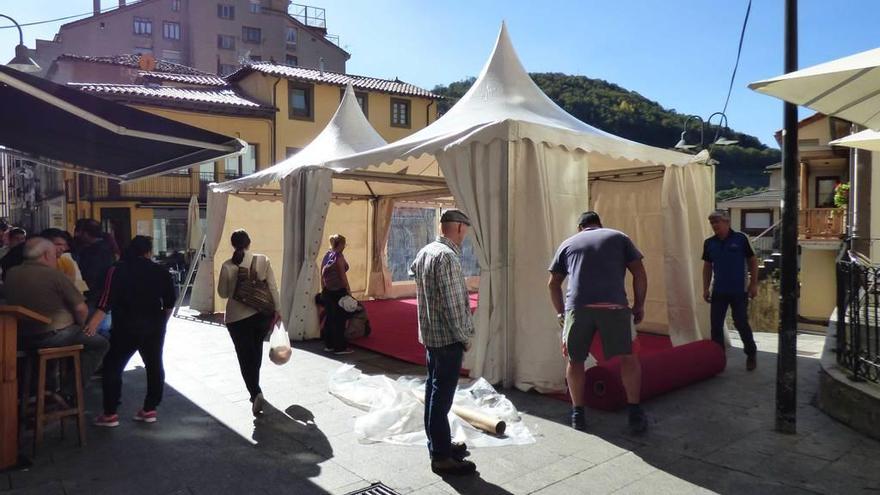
[710,292,757,356]
[424,343,463,460]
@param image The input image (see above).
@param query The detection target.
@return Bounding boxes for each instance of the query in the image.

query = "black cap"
[577,211,602,228]
[440,209,471,226]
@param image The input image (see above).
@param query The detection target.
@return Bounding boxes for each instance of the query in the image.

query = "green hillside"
[432,74,780,191]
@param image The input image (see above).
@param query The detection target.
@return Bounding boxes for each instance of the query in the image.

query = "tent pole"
[776,0,798,434]
[173,234,206,317]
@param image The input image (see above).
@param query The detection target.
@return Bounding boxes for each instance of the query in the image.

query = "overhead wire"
[715,0,752,142]
[0,6,119,30]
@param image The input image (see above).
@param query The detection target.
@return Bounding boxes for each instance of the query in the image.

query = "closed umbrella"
[185,194,203,251]
[749,47,880,130]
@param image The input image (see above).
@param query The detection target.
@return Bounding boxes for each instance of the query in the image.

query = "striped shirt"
[409,236,475,348]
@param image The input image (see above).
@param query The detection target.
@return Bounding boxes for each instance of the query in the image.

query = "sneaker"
[628,408,648,435]
[133,409,158,423]
[571,406,587,431]
[252,393,264,417]
[333,349,354,355]
[431,457,477,476]
[94,414,120,427]
[451,441,470,460]
[746,354,757,371]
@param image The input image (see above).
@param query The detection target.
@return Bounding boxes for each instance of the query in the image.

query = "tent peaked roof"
[213,84,386,192]
[327,23,701,172]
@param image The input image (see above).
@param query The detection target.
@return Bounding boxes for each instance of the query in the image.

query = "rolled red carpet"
[583,340,727,411]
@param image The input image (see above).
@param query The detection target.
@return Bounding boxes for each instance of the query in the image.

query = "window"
[249,54,262,61]
[242,26,261,44]
[133,17,152,36]
[288,81,313,120]
[217,34,235,50]
[217,4,235,19]
[285,147,302,158]
[224,145,258,178]
[285,27,297,49]
[391,98,411,128]
[249,1,261,13]
[163,21,181,40]
[198,162,216,182]
[386,207,480,282]
[285,54,298,66]
[741,209,773,236]
[340,88,368,117]
[218,63,238,76]
[816,176,840,208]
[171,0,181,12]
[161,49,182,63]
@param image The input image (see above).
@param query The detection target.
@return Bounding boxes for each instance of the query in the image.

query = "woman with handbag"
[321,234,353,355]
[218,229,280,416]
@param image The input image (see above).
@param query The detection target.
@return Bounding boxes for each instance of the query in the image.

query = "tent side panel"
[590,175,669,333]
[190,190,228,313]
[661,164,714,345]
[510,140,590,392]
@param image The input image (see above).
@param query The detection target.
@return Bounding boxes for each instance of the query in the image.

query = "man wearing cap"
[548,211,649,434]
[702,209,759,370]
[409,208,476,475]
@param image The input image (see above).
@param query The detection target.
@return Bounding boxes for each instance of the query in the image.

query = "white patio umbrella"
[749,46,880,130]
[185,194,202,251]
[829,129,880,152]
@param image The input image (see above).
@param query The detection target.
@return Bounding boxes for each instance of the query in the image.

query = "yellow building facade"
[67,61,440,254]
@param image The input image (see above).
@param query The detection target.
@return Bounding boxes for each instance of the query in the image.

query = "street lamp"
[1,14,40,73]
[674,112,739,151]
[674,115,704,150]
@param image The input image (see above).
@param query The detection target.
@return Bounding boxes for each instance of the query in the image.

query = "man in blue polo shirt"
[702,209,759,370]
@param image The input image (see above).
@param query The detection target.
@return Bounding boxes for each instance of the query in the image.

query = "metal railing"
[836,250,880,383]
[750,219,781,259]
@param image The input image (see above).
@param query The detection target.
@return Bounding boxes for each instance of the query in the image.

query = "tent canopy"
[325,23,702,178]
[0,65,245,181]
[749,46,880,130]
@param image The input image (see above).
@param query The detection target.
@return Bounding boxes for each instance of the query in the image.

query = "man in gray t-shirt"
[548,211,648,434]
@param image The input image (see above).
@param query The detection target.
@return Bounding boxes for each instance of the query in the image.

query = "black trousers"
[102,325,166,414]
[321,289,349,351]
[710,292,758,356]
[227,313,270,400]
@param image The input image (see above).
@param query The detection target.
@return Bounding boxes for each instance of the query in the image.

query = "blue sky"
[1,0,878,147]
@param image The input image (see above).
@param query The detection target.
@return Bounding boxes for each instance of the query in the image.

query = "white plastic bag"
[268,321,292,365]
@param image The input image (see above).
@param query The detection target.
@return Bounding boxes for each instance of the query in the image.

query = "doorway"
[100,207,131,252]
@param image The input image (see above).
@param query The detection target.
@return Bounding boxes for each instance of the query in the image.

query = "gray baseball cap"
[440,209,471,226]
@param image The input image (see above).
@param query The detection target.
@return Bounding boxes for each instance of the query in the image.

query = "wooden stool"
[33,345,86,454]
[16,350,34,444]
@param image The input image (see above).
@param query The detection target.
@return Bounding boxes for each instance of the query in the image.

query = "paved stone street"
[3,318,879,494]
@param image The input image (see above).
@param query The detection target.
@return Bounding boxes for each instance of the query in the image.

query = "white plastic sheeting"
[328,364,535,448]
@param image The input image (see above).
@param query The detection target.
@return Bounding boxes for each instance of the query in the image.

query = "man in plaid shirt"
[409,209,476,476]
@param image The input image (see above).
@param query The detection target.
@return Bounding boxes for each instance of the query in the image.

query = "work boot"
[628,404,648,435]
[746,354,757,371]
[451,441,470,460]
[571,406,586,431]
[431,457,477,475]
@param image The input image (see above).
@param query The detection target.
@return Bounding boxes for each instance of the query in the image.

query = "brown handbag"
[232,256,275,315]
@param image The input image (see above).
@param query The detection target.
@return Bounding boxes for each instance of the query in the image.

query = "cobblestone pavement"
[3,318,879,494]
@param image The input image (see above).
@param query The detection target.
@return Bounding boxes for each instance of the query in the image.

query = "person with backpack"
[89,236,175,427]
[218,230,280,417]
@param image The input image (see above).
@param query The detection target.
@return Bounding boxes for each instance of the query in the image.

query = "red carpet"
[354,294,478,366]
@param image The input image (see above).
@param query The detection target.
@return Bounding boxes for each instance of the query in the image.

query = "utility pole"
[777,0,798,434]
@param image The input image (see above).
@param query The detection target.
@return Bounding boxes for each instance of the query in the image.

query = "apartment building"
[21,54,439,254]
[32,0,348,76]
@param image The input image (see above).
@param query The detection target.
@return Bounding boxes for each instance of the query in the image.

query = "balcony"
[799,208,845,241]
[80,172,218,201]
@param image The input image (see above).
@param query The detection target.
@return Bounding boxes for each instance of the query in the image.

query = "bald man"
[7,237,109,398]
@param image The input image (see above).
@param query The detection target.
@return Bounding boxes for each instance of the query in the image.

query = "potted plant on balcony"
[834,182,850,208]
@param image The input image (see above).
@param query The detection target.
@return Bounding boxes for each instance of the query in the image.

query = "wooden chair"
[32,345,86,454]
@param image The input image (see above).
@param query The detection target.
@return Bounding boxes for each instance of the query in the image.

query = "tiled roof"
[69,83,272,113]
[139,71,227,87]
[58,53,213,76]
[227,62,441,99]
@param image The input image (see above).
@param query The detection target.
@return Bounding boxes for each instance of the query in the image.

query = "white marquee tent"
[194,24,714,392]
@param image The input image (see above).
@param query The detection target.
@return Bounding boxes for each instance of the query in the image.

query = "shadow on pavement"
[7,367,335,495]
[504,348,880,494]
[439,472,515,494]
